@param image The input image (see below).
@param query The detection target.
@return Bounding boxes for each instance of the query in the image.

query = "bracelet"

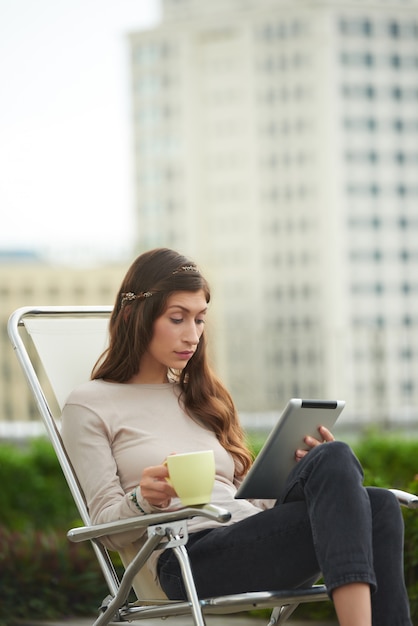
[129,488,147,514]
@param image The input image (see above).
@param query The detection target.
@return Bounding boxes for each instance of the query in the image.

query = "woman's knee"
[367,486,404,533]
[284,441,365,502]
[315,440,363,476]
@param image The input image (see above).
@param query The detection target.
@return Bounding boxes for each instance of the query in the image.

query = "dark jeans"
[158,441,412,625]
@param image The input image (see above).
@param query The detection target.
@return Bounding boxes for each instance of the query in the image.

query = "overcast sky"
[0,0,160,263]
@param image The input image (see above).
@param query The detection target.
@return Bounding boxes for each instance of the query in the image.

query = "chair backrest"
[7,306,166,600]
[24,315,110,410]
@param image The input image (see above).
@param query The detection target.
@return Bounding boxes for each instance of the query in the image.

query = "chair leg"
[173,544,207,626]
[267,603,299,625]
[92,531,164,626]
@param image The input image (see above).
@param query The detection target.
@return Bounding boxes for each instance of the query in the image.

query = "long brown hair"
[93,248,252,476]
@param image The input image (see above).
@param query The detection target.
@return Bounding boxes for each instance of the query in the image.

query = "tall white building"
[129,0,418,425]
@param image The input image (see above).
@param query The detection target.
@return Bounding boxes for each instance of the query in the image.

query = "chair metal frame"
[8,306,418,626]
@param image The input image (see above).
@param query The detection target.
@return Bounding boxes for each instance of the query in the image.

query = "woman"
[61,248,411,626]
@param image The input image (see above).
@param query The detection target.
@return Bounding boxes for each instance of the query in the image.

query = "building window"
[375,316,385,328]
[400,347,413,360]
[339,18,373,37]
[388,21,400,38]
[401,380,414,396]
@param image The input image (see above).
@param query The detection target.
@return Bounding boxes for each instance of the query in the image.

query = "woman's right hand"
[295,425,335,462]
[139,464,178,508]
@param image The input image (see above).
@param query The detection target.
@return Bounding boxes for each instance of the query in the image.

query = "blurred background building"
[129,0,418,426]
[2,0,418,433]
[0,252,125,434]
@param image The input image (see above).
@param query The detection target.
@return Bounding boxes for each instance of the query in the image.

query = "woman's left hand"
[295,426,335,462]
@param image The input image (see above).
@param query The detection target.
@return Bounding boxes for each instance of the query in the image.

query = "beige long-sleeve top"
[61,379,272,584]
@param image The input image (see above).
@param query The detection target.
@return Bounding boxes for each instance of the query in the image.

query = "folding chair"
[8,306,418,626]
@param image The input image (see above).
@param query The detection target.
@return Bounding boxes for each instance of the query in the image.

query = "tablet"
[235,398,345,500]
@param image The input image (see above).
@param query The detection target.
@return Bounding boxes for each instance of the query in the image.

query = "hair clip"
[121,291,154,307]
[172,265,199,275]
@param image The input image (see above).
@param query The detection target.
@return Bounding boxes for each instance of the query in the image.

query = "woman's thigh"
[158,501,321,599]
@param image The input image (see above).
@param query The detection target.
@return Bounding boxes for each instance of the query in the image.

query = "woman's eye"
[170,317,183,324]
[196,318,205,325]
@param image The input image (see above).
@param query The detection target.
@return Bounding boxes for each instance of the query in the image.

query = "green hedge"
[0,526,109,623]
[0,435,417,623]
[0,439,78,531]
[0,439,109,624]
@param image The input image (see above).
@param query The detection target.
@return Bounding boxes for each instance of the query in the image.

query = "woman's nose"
[183,322,200,344]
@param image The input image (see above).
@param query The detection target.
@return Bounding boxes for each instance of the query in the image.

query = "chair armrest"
[389,489,418,509]
[67,503,231,543]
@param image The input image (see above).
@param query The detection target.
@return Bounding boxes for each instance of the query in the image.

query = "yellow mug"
[165,450,215,506]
